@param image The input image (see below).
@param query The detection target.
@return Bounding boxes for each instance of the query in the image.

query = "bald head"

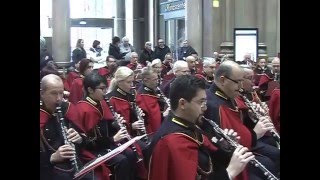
[41,74,64,92]
[271,57,280,73]
[215,60,243,80]
[272,57,280,64]
[185,56,196,62]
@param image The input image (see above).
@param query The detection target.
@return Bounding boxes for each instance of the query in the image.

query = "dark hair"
[83,72,107,95]
[92,40,101,48]
[112,36,121,44]
[169,75,206,111]
[79,58,93,75]
[106,55,116,62]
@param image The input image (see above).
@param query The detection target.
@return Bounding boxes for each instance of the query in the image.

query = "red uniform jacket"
[69,76,84,104]
[66,71,80,91]
[148,117,220,180]
[268,89,280,134]
[75,97,117,180]
[136,85,162,134]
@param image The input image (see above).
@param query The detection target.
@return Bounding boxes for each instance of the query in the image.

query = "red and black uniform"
[136,85,165,134]
[146,115,232,180]
[69,75,85,104]
[76,96,138,180]
[66,70,80,91]
[97,66,114,87]
[160,62,172,78]
[203,84,279,180]
[195,71,214,89]
[268,88,280,134]
[203,84,255,180]
[106,87,148,179]
[160,77,176,98]
[40,101,95,180]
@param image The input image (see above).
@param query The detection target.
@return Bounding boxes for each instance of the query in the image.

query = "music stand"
[73,134,147,180]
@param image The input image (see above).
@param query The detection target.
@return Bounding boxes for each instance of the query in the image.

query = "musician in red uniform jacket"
[69,59,94,104]
[76,72,140,180]
[97,55,118,87]
[147,75,254,180]
[106,66,148,178]
[40,74,96,180]
[195,58,217,89]
[136,67,169,134]
[202,61,278,180]
[235,65,280,176]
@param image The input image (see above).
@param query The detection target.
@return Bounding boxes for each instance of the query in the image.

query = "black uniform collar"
[116,87,128,96]
[210,83,229,101]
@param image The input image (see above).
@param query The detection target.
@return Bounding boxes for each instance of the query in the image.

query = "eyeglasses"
[224,76,243,84]
[192,99,207,108]
[96,86,107,91]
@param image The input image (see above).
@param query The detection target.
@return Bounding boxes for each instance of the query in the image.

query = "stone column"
[265,0,278,57]
[235,0,257,28]
[276,0,280,55]
[115,0,126,38]
[52,0,71,68]
[202,0,213,57]
[186,0,203,57]
[132,0,144,52]
[257,0,266,42]
[225,0,235,42]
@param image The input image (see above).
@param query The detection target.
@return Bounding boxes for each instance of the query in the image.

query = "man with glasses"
[202,61,278,180]
[147,75,254,180]
[98,55,118,87]
[152,38,171,61]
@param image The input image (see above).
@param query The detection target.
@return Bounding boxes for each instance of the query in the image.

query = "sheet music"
[74,134,147,179]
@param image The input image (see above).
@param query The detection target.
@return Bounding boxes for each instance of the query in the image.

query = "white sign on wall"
[234,28,258,62]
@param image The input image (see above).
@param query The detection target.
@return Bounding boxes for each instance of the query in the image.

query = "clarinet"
[104,95,143,163]
[55,103,79,173]
[156,87,170,109]
[202,116,279,180]
[239,91,280,147]
[130,88,149,143]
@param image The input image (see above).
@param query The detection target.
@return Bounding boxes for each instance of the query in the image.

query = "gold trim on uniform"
[117,88,127,96]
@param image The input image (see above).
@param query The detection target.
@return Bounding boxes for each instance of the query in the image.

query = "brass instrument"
[202,116,279,180]
[239,90,280,148]
[130,87,149,143]
[55,103,79,173]
[104,95,143,163]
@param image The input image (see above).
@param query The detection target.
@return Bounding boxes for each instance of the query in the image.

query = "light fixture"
[213,0,219,7]
[79,20,87,25]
